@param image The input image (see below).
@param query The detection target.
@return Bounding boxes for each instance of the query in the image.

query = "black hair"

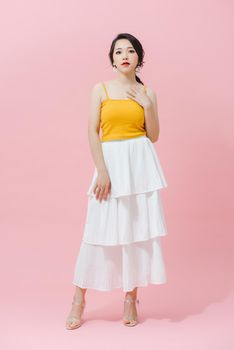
[108,33,145,85]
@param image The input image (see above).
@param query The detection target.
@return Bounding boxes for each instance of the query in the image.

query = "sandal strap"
[124,298,139,304]
[72,300,86,306]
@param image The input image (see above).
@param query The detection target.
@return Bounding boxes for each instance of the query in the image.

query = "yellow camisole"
[100,81,147,142]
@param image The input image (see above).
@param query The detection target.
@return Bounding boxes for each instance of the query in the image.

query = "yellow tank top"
[100,81,147,142]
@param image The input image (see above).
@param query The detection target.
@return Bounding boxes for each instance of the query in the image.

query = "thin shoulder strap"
[101,81,109,99]
[144,85,147,92]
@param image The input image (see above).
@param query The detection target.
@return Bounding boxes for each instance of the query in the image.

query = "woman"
[66,33,168,329]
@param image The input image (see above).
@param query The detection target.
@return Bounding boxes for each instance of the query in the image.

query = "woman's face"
[113,39,139,73]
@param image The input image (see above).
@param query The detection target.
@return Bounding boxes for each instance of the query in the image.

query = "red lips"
[121,62,130,65]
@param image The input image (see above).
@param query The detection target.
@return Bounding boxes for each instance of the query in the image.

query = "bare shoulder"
[144,85,157,98]
[104,79,116,85]
[91,81,104,95]
[88,82,104,131]
[91,79,112,91]
[144,85,158,105]
[89,81,106,104]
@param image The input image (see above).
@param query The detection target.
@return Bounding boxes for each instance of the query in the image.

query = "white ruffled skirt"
[72,135,168,292]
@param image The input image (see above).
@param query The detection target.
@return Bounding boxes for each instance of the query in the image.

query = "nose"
[122,51,129,59]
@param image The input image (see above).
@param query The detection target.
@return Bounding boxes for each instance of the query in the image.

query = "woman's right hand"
[93,168,111,202]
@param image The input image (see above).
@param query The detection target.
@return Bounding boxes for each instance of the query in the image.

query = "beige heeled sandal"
[122,297,140,326]
[65,299,86,330]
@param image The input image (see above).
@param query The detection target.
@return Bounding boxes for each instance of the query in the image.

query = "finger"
[95,186,101,193]
[101,185,108,199]
[126,91,136,99]
[98,187,105,202]
[93,184,98,194]
[95,186,102,199]
[132,85,141,93]
[128,87,137,95]
[93,183,103,194]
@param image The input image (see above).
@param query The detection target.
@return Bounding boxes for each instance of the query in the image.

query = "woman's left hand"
[126,84,152,109]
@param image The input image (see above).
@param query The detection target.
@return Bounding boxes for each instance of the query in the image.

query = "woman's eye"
[115,49,135,54]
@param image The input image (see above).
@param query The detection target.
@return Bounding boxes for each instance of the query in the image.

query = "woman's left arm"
[143,88,160,143]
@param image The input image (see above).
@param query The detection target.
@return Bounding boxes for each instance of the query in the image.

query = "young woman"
[66,33,168,329]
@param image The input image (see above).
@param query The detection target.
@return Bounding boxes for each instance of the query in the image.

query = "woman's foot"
[122,295,139,326]
[65,296,86,330]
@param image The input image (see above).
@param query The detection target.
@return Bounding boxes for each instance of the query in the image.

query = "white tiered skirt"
[72,135,168,292]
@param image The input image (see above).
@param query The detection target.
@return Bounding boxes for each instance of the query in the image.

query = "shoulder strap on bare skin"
[101,81,109,99]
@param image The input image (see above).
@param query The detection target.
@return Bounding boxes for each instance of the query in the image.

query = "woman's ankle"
[73,287,87,302]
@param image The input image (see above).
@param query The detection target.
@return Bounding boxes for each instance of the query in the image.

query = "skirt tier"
[72,135,169,292]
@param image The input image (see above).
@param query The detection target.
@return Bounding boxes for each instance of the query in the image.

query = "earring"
[113,64,117,73]
[135,65,141,73]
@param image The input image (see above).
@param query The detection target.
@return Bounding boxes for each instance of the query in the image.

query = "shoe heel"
[66,299,86,330]
[123,297,139,326]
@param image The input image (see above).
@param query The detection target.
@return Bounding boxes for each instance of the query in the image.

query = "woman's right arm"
[87,82,111,202]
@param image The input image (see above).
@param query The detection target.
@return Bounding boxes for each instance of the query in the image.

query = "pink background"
[1,0,234,348]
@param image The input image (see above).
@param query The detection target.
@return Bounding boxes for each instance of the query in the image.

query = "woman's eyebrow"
[115,46,133,51]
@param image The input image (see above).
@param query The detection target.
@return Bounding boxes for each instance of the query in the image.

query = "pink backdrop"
[1,0,233,348]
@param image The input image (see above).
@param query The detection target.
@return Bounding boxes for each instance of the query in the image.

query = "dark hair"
[108,33,145,85]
